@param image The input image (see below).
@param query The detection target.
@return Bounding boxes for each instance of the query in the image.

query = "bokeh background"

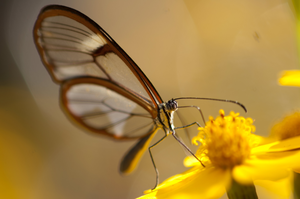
[1,0,300,198]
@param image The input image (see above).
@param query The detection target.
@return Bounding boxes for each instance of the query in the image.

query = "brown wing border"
[60,77,159,140]
[33,4,163,107]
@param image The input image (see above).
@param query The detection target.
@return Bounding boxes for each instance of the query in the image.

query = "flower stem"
[227,179,258,199]
[294,172,300,199]
[290,0,300,61]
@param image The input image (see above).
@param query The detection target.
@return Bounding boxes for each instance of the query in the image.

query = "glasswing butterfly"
[33,4,246,188]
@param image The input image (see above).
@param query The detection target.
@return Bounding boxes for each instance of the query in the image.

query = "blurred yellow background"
[1,0,299,198]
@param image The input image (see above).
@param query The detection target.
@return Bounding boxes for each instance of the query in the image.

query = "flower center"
[271,112,300,140]
[192,110,257,168]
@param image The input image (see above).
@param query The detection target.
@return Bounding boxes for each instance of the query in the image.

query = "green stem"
[294,172,300,199]
[290,0,300,64]
[227,179,258,199]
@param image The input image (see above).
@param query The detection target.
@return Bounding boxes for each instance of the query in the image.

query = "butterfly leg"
[174,105,205,141]
[177,105,206,124]
[148,130,168,190]
[175,111,193,142]
[174,121,201,130]
[171,130,205,167]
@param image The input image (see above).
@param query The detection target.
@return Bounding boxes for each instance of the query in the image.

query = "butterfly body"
[158,99,178,132]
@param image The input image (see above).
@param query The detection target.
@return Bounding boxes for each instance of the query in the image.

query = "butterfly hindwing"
[60,77,158,139]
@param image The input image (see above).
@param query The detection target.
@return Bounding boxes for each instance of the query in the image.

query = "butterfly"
[33,4,246,188]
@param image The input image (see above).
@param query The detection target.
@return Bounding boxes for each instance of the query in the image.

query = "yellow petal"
[279,70,300,86]
[268,136,300,152]
[139,167,231,199]
[183,156,201,167]
[232,165,254,184]
[258,150,300,169]
[255,172,292,199]
[294,167,300,173]
[251,141,280,155]
[233,157,291,184]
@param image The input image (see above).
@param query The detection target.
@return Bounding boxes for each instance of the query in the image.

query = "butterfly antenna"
[174,97,247,113]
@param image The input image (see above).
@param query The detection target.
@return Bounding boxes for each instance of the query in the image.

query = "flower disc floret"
[193,110,257,168]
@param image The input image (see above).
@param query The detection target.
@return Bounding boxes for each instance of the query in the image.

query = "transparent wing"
[61,77,158,139]
[33,5,164,172]
[33,5,163,106]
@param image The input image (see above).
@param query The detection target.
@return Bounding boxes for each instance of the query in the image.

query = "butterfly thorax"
[157,99,178,134]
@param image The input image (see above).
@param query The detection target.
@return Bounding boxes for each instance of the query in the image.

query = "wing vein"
[43,21,93,36]
[102,115,132,130]
[42,21,106,45]
[125,121,154,136]
[102,101,151,118]
[81,110,114,119]
[41,36,98,51]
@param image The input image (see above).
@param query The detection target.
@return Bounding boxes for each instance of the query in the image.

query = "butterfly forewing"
[33,5,162,105]
[36,15,107,79]
[61,78,158,139]
[34,5,165,173]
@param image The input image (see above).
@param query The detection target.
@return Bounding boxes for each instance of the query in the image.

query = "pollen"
[192,110,257,168]
[271,111,300,140]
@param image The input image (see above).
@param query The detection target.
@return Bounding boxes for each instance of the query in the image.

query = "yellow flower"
[278,70,300,87]
[190,110,257,169]
[138,110,300,199]
[268,111,300,198]
[269,111,300,172]
[271,111,300,140]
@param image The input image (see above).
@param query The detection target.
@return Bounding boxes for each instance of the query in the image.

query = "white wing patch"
[66,83,154,137]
